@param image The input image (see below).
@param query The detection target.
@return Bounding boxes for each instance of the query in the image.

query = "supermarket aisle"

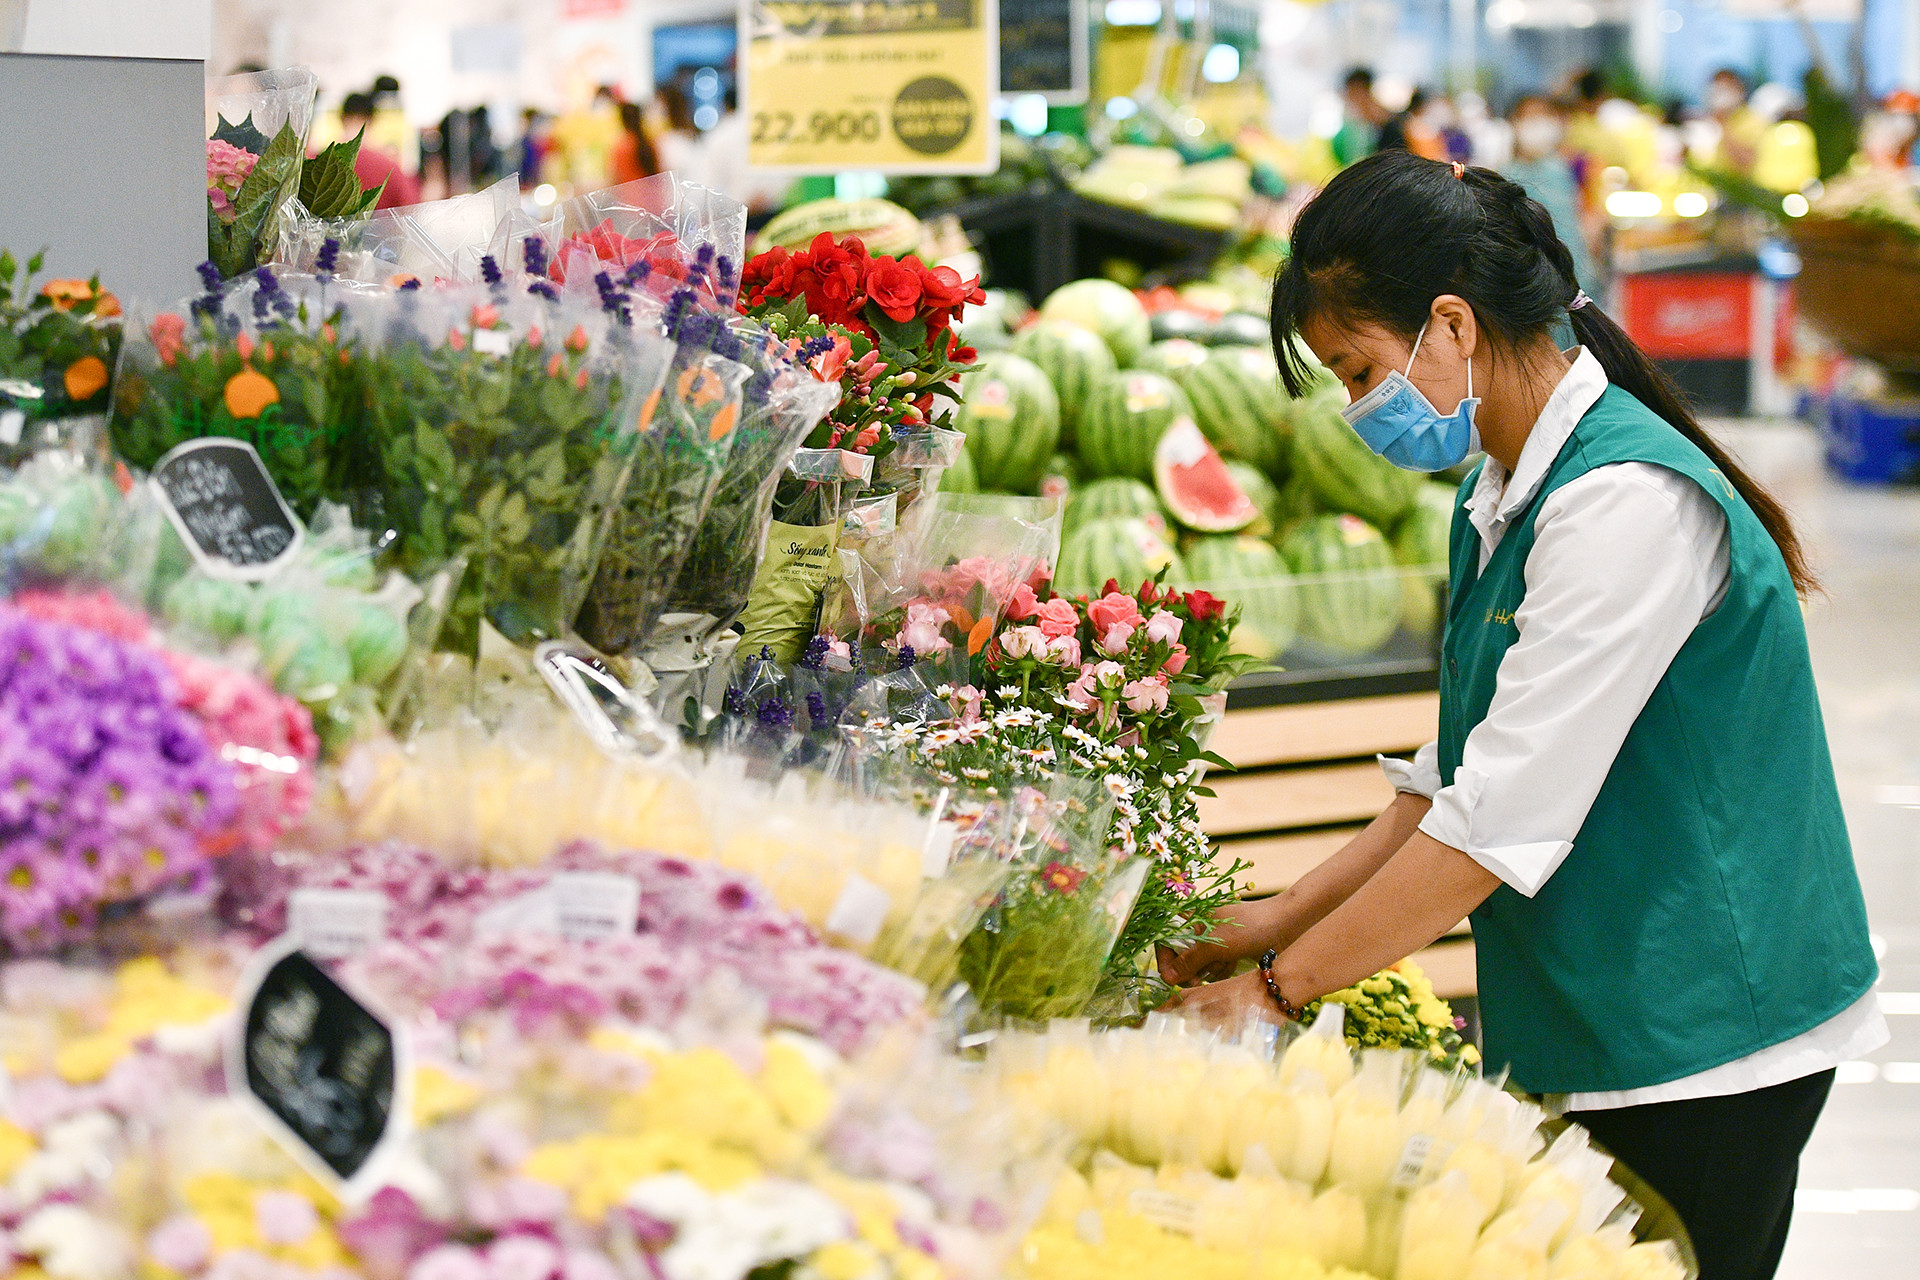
[1709,422,1920,1279]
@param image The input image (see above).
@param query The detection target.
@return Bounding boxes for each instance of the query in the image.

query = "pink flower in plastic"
[996,625,1046,661]
[1122,674,1170,715]
[8,588,151,643]
[147,1217,212,1273]
[1044,633,1081,668]
[1091,660,1128,690]
[161,650,318,855]
[1142,608,1183,646]
[337,1187,450,1279]
[1097,622,1134,656]
[206,139,260,218]
[1163,642,1189,675]
[1033,597,1080,639]
[900,601,951,655]
[1062,664,1098,711]
[1005,582,1039,621]
[1086,591,1144,635]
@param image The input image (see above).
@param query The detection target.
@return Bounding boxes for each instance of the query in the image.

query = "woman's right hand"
[1157,899,1273,987]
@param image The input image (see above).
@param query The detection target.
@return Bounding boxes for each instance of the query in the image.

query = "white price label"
[0,410,23,445]
[825,873,892,948]
[551,872,641,941]
[1127,1189,1199,1235]
[287,888,388,960]
[472,328,512,357]
[1391,1132,1440,1188]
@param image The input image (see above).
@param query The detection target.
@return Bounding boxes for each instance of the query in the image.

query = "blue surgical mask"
[1339,321,1481,472]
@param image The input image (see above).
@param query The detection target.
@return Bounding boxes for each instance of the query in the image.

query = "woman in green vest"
[1160,150,1882,1280]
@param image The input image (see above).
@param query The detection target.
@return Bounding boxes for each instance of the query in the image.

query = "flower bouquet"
[348,289,672,654]
[546,173,749,311]
[279,175,524,287]
[1299,958,1481,1071]
[0,250,122,446]
[204,68,319,279]
[111,264,359,521]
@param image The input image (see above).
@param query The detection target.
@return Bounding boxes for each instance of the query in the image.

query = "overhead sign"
[999,0,1086,104]
[744,0,1000,174]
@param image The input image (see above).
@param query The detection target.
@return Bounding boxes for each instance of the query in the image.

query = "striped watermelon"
[1137,338,1212,385]
[753,197,923,258]
[1185,345,1290,479]
[1010,321,1117,442]
[1153,418,1256,533]
[1226,462,1281,538]
[1270,474,1321,543]
[1078,371,1193,482]
[1392,483,1456,636]
[1064,476,1166,539]
[941,445,979,495]
[1039,279,1153,368]
[1055,515,1183,599]
[1289,394,1422,530]
[1182,535,1299,660]
[954,353,1060,493]
[1281,514,1405,655]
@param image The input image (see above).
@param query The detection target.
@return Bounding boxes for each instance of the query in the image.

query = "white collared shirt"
[1380,348,1887,1111]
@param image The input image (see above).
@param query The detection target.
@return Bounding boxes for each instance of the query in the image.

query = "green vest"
[1440,386,1877,1094]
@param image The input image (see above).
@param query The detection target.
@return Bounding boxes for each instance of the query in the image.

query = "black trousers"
[1566,1068,1836,1280]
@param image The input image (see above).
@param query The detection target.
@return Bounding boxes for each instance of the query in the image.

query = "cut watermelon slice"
[1153,417,1257,533]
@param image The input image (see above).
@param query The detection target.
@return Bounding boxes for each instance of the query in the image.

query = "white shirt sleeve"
[1379,739,1442,798]
[1418,462,1731,896]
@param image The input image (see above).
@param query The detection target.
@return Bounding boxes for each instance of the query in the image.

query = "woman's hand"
[1156,899,1269,987]
[1162,969,1283,1028]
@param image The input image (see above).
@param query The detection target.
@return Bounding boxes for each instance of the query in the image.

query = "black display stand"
[930,190,1228,301]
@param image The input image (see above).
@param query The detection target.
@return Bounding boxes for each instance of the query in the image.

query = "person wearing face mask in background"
[1504,95,1597,298]
[1161,151,1883,1280]
[1333,67,1390,166]
[1706,67,1766,177]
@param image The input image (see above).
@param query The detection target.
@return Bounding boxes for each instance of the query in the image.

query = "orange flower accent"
[40,279,92,310]
[258,340,276,363]
[447,329,468,352]
[677,366,722,408]
[224,367,280,419]
[967,615,994,656]
[638,387,663,431]
[234,331,255,361]
[63,356,108,402]
[321,323,337,344]
[527,326,544,348]
[471,304,500,329]
[574,368,589,390]
[546,352,566,378]
[946,604,976,634]
[388,273,421,289]
[148,313,186,368]
[92,291,121,319]
[707,401,737,441]
[565,325,589,353]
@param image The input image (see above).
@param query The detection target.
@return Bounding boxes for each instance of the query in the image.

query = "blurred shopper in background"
[550,85,622,192]
[367,74,417,174]
[651,82,702,182]
[515,109,553,190]
[1707,67,1766,176]
[341,92,419,210]
[1378,89,1451,161]
[1505,94,1597,296]
[1334,67,1388,166]
[612,101,662,184]
[1860,90,1919,170]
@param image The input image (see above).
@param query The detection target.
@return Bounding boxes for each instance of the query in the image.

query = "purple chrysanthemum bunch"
[0,610,238,951]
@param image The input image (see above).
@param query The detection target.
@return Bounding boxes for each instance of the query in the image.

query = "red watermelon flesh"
[1154,418,1257,533]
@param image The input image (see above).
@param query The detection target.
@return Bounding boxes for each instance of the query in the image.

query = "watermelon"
[1054,516,1183,599]
[1392,483,1455,636]
[1153,418,1256,533]
[1078,370,1193,482]
[1210,312,1272,348]
[954,353,1060,493]
[1271,474,1320,543]
[753,197,923,258]
[1010,321,1117,442]
[1227,462,1280,538]
[940,445,978,494]
[1281,514,1405,655]
[1039,278,1153,368]
[1181,535,1299,660]
[1185,345,1290,478]
[1064,476,1166,540]
[1288,393,1422,530]
[1137,338,1212,385]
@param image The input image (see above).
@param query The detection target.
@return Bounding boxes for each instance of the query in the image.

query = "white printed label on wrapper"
[471,328,512,357]
[1391,1132,1439,1188]
[550,872,641,941]
[1127,1189,1199,1236]
[825,874,892,948]
[0,410,22,446]
[921,819,959,879]
[287,889,389,959]
[471,887,563,938]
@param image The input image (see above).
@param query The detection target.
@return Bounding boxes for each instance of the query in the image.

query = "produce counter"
[927,188,1229,299]
[1205,685,1480,1001]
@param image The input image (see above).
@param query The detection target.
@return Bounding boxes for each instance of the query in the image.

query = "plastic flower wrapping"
[985,1010,1692,1280]
[0,250,123,435]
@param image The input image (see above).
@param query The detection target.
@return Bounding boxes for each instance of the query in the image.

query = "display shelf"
[1202,687,1479,1000]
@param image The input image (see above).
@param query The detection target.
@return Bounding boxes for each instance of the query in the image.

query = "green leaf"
[212,113,272,154]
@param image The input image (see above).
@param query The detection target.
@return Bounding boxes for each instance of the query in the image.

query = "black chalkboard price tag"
[151,437,305,580]
[999,0,1088,103]
[228,942,408,1194]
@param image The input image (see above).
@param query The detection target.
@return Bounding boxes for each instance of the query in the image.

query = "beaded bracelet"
[1258,948,1303,1021]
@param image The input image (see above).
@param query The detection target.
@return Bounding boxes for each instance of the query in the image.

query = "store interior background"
[17,0,1911,1275]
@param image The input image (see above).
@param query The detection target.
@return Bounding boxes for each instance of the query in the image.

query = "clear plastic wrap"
[547,173,748,308]
[277,175,523,286]
[735,447,874,663]
[204,68,318,279]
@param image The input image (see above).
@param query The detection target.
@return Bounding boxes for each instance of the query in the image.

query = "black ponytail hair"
[1271,150,1816,596]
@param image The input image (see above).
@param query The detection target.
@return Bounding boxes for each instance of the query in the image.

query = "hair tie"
[1451,161,1466,180]
[1569,290,1592,312]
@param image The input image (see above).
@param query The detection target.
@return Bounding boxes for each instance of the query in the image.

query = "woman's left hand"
[1162,968,1284,1028]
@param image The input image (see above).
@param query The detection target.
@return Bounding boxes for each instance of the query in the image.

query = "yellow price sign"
[743,0,1000,174]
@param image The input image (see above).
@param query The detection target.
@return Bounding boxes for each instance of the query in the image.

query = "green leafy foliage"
[210,113,271,155]
[299,127,385,220]
[0,249,123,428]
[207,120,305,279]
